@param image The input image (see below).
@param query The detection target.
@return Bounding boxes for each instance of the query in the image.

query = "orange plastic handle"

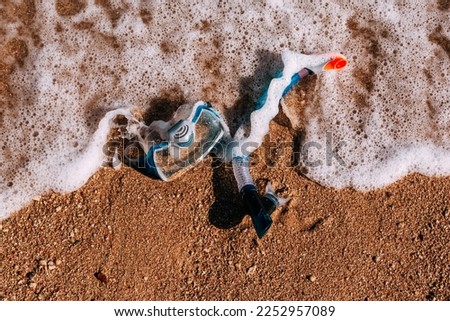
[323,56,348,70]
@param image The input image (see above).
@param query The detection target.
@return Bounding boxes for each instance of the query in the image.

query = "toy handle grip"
[240,184,273,238]
[232,156,275,238]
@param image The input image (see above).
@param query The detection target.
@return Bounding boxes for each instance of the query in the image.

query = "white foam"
[233,51,338,158]
[1,0,449,219]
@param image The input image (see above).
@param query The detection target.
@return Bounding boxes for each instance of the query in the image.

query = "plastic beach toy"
[231,51,348,238]
[124,50,348,238]
[136,101,230,181]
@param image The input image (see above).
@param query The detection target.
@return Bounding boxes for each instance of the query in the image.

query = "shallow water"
[1,0,449,218]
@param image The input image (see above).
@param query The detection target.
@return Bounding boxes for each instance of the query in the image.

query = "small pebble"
[28,282,37,289]
[55,259,62,266]
[48,261,56,270]
[26,271,35,279]
[247,265,257,276]
[95,271,108,284]
[32,196,42,202]
[39,259,47,266]
[307,275,316,282]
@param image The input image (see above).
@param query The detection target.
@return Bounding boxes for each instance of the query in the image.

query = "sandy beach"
[2,121,450,300]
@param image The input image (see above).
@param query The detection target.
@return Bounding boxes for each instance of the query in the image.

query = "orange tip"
[323,55,348,71]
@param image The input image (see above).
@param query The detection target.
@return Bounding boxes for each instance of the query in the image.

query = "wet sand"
[1,121,449,301]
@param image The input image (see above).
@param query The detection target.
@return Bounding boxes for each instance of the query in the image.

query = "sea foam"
[1,0,449,219]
